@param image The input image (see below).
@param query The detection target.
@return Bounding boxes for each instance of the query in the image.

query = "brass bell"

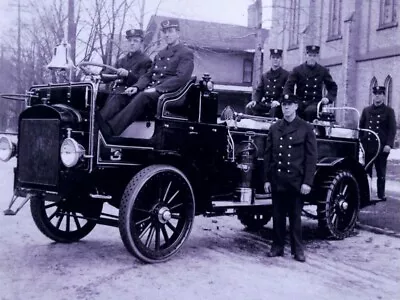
[47,40,75,70]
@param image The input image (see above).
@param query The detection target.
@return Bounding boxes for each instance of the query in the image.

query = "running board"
[212,199,272,209]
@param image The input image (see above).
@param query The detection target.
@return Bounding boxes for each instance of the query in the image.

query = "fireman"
[283,45,337,122]
[359,86,397,201]
[246,48,289,118]
[264,94,318,262]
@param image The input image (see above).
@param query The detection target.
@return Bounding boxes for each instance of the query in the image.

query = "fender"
[314,156,371,207]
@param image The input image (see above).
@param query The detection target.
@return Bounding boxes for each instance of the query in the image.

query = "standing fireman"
[100,29,152,121]
[264,94,317,262]
[283,45,337,122]
[359,86,397,201]
[246,49,289,118]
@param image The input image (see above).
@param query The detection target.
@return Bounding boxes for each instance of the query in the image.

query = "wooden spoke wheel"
[119,165,195,263]
[30,196,103,243]
[317,171,360,239]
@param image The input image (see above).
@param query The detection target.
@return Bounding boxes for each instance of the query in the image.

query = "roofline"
[148,14,269,33]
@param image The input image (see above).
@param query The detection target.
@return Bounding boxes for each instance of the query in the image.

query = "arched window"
[384,75,393,106]
[369,77,378,104]
[379,0,397,27]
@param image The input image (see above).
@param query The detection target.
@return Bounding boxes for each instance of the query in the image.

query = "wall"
[193,50,252,85]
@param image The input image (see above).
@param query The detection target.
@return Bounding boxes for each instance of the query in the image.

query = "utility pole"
[252,0,263,97]
[140,0,146,30]
[17,0,22,93]
[68,0,76,80]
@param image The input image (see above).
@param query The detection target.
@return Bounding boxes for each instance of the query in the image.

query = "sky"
[0,0,273,37]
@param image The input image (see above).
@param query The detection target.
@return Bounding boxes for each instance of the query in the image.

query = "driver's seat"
[156,76,197,120]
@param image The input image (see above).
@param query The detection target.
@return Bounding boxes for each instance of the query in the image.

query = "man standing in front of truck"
[264,93,318,262]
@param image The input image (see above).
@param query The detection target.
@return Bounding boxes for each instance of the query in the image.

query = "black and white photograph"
[0,0,399,299]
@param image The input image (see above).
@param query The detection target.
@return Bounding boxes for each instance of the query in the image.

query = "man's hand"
[300,184,311,195]
[271,100,280,108]
[383,145,391,153]
[246,100,257,109]
[123,87,138,96]
[264,182,271,194]
[144,87,156,93]
[321,97,330,105]
[117,68,129,77]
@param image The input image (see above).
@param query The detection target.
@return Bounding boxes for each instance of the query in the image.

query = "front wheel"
[317,170,360,239]
[119,165,195,263]
[30,196,103,243]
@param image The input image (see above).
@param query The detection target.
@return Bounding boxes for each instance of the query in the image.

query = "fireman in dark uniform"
[100,29,152,121]
[264,94,317,262]
[359,86,397,201]
[246,48,289,118]
[283,45,337,122]
[104,19,194,136]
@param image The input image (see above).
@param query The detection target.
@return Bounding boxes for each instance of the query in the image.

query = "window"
[384,75,393,106]
[328,0,342,39]
[369,77,378,104]
[379,0,398,28]
[243,59,253,83]
[288,0,300,48]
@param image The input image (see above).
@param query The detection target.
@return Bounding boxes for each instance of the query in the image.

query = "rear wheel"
[119,165,195,263]
[30,196,103,243]
[237,208,272,231]
[317,170,360,239]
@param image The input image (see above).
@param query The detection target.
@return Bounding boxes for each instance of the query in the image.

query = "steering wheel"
[77,61,119,80]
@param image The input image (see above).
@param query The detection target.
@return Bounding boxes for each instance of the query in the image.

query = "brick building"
[268,0,399,137]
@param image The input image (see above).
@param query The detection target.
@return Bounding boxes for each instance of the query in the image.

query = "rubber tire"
[119,165,195,263]
[317,170,360,239]
[30,196,102,243]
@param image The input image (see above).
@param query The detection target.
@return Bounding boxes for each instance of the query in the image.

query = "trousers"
[245,102,282,118]
[108,91,160,136]
[271,188,304,255]
[365,151,389,198]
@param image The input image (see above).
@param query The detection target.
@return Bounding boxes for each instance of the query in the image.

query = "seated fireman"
[100,29,152,121]
[245,48,289,118]
[103,18,194,136]
[283,45,337,122]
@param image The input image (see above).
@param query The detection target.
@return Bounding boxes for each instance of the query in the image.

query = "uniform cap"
[372,86,386,95]
[160,18,180,31]
[306,45,320,54]
[281,94,298,104]
[125,29,144,39]
[270,48,283,57]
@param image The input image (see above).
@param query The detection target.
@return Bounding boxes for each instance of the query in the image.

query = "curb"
[356,222,400,239]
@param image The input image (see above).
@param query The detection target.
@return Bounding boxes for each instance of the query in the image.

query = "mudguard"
[314,156,371,208]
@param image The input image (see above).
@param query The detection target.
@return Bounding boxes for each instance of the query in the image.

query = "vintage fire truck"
[0,42,382,263]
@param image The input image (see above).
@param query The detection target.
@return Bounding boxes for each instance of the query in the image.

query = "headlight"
[206,81,214,91]
[0,136,16,162]
[60,138,85,168]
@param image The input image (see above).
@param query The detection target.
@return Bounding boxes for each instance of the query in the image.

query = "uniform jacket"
[359,104,397,153]
[283,63,337,105]
[135,43,194,93]
[113,51,152,87]
[254,67,289,103]
[264,116,318,192]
